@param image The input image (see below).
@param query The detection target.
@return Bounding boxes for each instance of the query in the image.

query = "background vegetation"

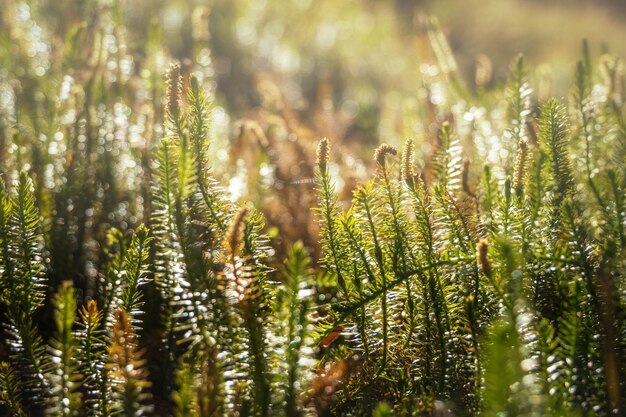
[0,0,624,416]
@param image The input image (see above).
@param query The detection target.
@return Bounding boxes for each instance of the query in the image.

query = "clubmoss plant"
[0,6,624,416]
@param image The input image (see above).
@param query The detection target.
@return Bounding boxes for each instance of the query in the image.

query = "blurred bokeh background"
[29,0,626,108]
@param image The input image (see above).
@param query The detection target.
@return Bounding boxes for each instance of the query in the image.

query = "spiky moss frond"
[2,317,50,408]
[75,300,108,417]
[554,203,612,413]
[108,309,151,417]
[0,361,26,417]
[120,225,152,329]
[0,172,50,406]
[273,242,315,417]
[188,75,229,241]
[338,209,377,358]
[210,205,274,416]
[241,208,274,306]
[353,184,391,368]
[506,54,532,179]
[375,145,415,275]
[315,138,351,295]
[163,66,197,268]
[544,279,609,414]
[220,260,270,417]
[47,281,81,417]
[154,71,234,409]
[430,185,481,405]
[96,228,127,331]
[403,172,448,392]
[160,68,223,325]
[152,139,179,242]
[481,237,548,417]
[12,172,47,315]
[151,147,186,311]
[152,222,195,396]
[539,99,574,208]
[373,148,421,352]
[151,139,189,305]
[152,135,214,400]
[221,208,272,417]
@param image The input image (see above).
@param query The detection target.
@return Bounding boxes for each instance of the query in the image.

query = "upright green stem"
[319,168,348,295]
[361,194,389,368]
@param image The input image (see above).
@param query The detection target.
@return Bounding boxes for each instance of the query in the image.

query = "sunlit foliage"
[0,1,624,416]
